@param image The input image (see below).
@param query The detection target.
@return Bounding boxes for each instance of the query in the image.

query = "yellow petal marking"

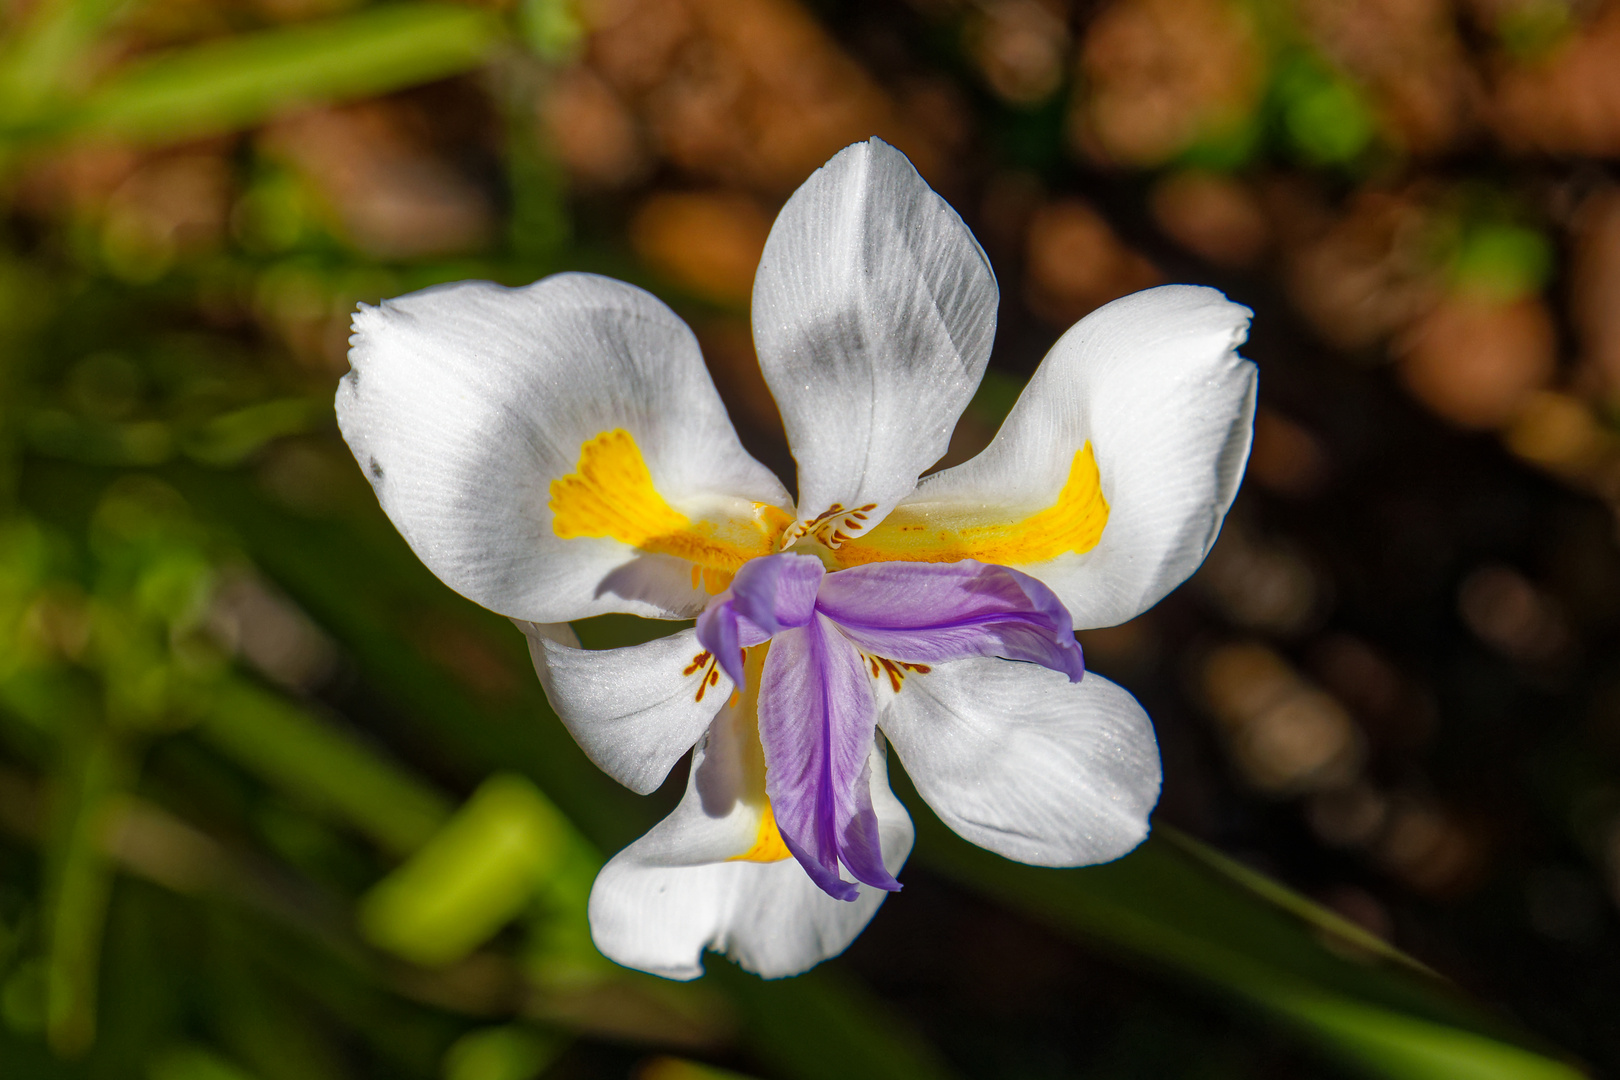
[715,643,791,864]
[734,803,792,863]
[833,441,1109,568]
[549,429,791,588]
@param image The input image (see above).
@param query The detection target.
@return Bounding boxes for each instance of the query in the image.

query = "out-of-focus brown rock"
[1375,797,1486,898]
[1308,634,1436,751]
[1492,6,1620,156]
[13,143,144,220]
[1504,391,1612,477]
[207,570,337,693]
[1457,562,1576,667]
[1073,0,1264,167]
[694,317,780,436]
[15,141,238,283]
[250,0,360,20]
[1570,188,1620,399]
[931,408,997,474]
[99,151,232,280]
[116,0,237,48]
[1196,519,1323,635]
[1075,615,1160,681]
[629,190,771,305]
[1396,294,1555,429]
[897,77,974,184]
[692,317,793,482]
[1298,0,1479,154]
[1150,170,1269,267]
[1023,198,1160,325]
[586,0,700,96]
[411,612,522,704]
[1200,642,1365,796]
[1247,407,1329,497]
[1311,636,1406,723]
[979,170,1045,262]
[252,261,362,372]
[1319,884,1395,943]
[262,103,493,260]
[966,0,1070,106]
[542,64,648,189]
[601,0,927,193]
[1307,783,1389,848]
[1287,188,1441,351]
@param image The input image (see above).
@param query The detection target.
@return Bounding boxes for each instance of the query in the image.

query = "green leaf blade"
[54,3,504,146]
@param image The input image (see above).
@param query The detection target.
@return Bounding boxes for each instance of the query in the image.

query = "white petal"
[751,138,997,540]
[878,658,1160,867]
[588,720,912,980]
[337,273,792,623]
[904,285,1256,628]
[517,623,729,796]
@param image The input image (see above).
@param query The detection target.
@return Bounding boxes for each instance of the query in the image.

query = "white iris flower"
[336,139,1256,980]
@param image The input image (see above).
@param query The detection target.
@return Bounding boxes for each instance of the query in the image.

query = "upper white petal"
[517,623,727,796]
[337,273,791,623]
[878,658,1160,867]
[751,138,997,536]
[587,725,913,980]
[909,284,1256,628]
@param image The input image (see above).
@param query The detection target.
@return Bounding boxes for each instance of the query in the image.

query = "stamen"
[684,651,722,703]
[861,652,932,693]
[789,502,879,549]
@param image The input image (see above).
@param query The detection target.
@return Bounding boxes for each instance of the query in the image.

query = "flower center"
[695,553,1084,900]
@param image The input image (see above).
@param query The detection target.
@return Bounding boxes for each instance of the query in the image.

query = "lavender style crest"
[697,553,1085,901]
[336,137,1258,979]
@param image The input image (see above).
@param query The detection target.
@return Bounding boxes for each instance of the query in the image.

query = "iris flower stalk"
[336,139,1257,979]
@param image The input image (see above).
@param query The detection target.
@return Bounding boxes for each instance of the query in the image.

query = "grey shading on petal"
[752,138,999,539]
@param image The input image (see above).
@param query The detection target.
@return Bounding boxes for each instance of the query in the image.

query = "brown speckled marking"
[684,651,723,702]
[864,653,932,692]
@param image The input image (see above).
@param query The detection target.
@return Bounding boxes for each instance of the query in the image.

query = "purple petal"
[695,554,825,688]
[731,552,824,634]
[758,616,901,900]
[815,560,1085,681]
[694,600,767,689]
